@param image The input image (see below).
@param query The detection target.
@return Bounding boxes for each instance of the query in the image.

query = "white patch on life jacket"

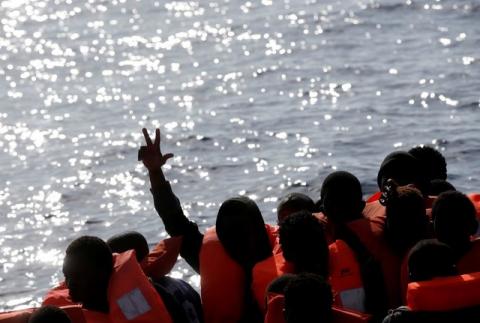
[117,288,151,320]
[339,287,366,312]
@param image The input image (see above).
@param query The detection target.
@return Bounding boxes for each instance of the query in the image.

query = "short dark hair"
[408,239,457,282]
[107,231,149,262]
[385,186,429,256]
[277,193,315,223]
[66,236,113,275]
[377,151,428,196]
[266,274,297,295]
[409,146,447,181]
[429,179,456,196]
[279,211,329,277]
[284,273,333,323]
[432,191,478,249]
[29,306,71,323]
[216,197,272,268]
[320,171,364,222]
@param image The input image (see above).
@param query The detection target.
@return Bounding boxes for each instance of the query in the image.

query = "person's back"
[382,240,480,323]
[284,273,333,323]
[61,236,173,323]
[432,191,480,274]
[385,186,429,258]
[201,196,273,323]
[279,211,329,276]
[321,171,393,311]
[385,185,430,301]
[251,211,328,313]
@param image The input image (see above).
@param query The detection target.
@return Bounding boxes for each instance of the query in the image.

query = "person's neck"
[83,290,109,313]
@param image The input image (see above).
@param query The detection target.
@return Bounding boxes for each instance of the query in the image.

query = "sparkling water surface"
[1,0,480,309]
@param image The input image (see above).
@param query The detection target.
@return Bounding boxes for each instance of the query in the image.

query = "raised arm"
[140,128,203,272]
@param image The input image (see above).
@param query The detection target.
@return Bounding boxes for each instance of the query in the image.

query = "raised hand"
[140,128,174,172]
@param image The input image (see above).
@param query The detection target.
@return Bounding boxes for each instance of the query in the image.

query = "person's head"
[277,193,315,224]
[28,306,71,323]
[377,151,428,196]
[320,171,365,223]
[429,179,456,196]
[284,273,333,323]
[385,186,429,256]
[408,146,447,181]
[266,273,297,295]
[407,239,457,282]
[432,191,478,251]
[216,196,272,269]
[63,236,113,307]
[107,231,149,262]
[279,211,329,276]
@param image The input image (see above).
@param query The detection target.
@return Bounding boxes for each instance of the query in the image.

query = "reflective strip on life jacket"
[264,293,371,323]
[264,293,285,323]
[141,236,182,280]
[252,252,295,313]
[200,227,246,323]
[407,271,480,312]
[332,306,372,323]
[105,250,173,323]
[329,240,366,312]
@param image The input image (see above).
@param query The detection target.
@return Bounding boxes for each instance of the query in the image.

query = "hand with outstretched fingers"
[141,128,174,172]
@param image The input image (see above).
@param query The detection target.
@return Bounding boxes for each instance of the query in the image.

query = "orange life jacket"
[265,224,279,250]
[313,212,336,245]
[0,306,85,323]
[43,281,76,307]
[200,226,276,323]
[347,210,402,308]
[140,236,182,280]
[457,239,480,275]
[252,239,366,314]
[406,271,480,312]
[264,293,371,323]
[44,236,182,307]
[468,193,480,216]
[251,252,295,313]
[365,192,437,218]
[200,227,247,323]
[44,250,172,323]
[366,191,382,203]
[329,240,366,312]
[0,309,32,323]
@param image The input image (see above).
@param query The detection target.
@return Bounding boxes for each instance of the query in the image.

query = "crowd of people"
[1,127,480,323]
